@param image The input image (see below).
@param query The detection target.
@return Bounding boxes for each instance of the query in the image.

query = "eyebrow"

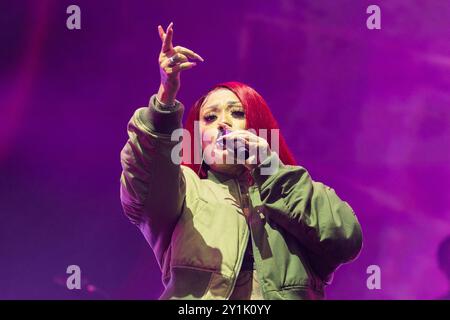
[201,101,243,113]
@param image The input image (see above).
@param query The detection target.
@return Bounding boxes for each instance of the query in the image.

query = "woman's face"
[199,88,247,176]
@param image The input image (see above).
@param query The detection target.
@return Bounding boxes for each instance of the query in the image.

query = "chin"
[204,146,246,174]
[210,164,245,176]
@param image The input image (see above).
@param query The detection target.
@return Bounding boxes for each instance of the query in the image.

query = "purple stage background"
[1,0,449,299]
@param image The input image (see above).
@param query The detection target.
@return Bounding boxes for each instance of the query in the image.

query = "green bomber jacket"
[119,94,363,300]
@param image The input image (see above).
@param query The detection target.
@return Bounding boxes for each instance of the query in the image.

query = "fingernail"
[198,55,205,62]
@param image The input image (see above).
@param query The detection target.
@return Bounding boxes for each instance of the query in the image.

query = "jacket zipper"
[245,185,268,299]
[225,178,250,300]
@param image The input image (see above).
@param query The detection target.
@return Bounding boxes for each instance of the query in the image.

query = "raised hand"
[157,22,204,106]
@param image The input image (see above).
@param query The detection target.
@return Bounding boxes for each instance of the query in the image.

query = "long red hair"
[182,81,296,178]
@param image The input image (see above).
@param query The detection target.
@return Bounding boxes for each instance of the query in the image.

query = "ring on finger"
[168,55,178,67]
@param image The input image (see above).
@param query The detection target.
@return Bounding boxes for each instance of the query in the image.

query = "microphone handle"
[232,143,249,160]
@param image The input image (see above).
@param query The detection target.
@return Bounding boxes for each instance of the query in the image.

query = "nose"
[218,121,232,132]
[219,110,233,129]
[217,112,233,131]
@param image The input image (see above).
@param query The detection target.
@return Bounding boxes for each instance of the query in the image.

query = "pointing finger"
[158,25,165,42]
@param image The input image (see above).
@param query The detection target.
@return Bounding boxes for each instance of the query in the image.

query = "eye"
[231,109,245,118]
[203,114,217,123]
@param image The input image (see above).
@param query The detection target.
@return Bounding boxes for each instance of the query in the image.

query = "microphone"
[216,128,249,160]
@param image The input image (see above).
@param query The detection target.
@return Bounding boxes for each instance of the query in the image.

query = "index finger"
[157,25,165,42]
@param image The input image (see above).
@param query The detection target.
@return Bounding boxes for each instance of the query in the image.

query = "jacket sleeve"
[119,94,186,262]
[250,152,363,283]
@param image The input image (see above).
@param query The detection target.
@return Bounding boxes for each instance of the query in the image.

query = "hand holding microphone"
[215,128,273,170]
[216,128,250,160]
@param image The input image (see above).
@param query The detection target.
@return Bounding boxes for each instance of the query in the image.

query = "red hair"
[182,81,296,178]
